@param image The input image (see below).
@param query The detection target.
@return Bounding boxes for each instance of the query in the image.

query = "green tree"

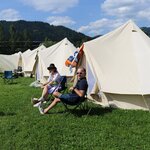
[9,24,17,53]
[0,23,4,41]
[23,29,32,50]
[0,23,5,53]
[43,37,56,47]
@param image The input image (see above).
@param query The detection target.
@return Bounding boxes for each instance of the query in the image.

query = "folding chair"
[3,71,14,83]
[61,94,91,116]
[58,76,68,93]
[32,76,68,107]
[47,75,68,102]
[17,66,23,77]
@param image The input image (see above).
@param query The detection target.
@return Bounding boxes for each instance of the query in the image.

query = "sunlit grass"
[0,77,150,150]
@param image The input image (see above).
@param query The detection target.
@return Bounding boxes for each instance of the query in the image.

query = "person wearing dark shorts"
[38,67,88,114]
[59,76,88,105]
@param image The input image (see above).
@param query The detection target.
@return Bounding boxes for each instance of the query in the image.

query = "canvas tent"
[81,20,150,110]
[36,38,77,82]
[22,45,45,77]
[0,52,22,73]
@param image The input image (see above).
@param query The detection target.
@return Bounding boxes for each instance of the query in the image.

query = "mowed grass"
[0,77,150,150]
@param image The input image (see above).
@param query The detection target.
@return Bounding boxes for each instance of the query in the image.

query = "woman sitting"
[32,63,61,106]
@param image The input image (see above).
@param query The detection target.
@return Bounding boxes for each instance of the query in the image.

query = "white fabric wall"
[37,38,77,82]
[82,20,150,110]
[84,20,150,95]
[22,45,46,76]
[0,52,21,72]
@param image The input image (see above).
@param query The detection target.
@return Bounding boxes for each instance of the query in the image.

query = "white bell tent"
[82,20,150,110]
[22,45,46,77]
[36,38,77,82]
[0,52,22,72]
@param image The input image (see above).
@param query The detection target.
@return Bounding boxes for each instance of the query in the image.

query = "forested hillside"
[0,20,150,55]
[141,27,150,37]
[0,20,91,54]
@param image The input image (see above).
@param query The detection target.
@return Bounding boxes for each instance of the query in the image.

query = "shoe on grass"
[38,105,44,114]
[31,98,39,105]
[33,101,41,107]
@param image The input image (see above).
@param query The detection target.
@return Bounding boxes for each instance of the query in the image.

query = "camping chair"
[17,66,23,77]
[47,75,68,102]
[3,71,14,83]
[14,66,23,78]
[33,76,68,106]
[61,93,91,116]
[58,76,68,93]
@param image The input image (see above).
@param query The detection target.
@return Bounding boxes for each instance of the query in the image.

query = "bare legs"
[53,91,62,97]
[44,98,60,113]
[39,85,49,101]
[43,91,62,113]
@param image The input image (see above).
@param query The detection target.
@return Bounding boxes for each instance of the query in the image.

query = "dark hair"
[47,63,55,70]
[51,67,57,73]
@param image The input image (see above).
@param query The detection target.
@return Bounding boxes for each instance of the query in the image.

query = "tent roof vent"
[132,29,137,32]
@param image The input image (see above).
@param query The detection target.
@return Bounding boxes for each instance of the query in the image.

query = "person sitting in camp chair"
[32,63,61,106]
[38,67,88,114]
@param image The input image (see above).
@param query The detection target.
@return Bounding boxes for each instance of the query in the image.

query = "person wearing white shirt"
[32,63,61,106]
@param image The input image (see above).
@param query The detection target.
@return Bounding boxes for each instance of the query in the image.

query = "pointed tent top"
[62,37,71,45]
[83,19,150,95]
[63,37,68,40]
[62,37,68,45]
[85,19,143,45]
[127,19,134,23]
[38,44,46,50]
[18,51,22,55]
[124,19,139,32]
[59,37,76,47]
[38,37,77,78]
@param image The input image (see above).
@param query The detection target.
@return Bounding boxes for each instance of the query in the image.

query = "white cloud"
[77,18,124,36]
[78,0,150,36]
[138,8,150,20]
[47,16,75,26]
[101,0,150,20]
[0,9,21,21]
[21,0,79,13]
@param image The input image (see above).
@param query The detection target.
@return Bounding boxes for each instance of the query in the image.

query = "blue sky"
[0,0,150,37]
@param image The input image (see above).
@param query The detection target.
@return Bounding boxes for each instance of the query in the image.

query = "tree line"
[1,20,149,55]
[0,20,91,54]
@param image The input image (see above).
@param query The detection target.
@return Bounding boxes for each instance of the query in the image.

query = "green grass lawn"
[0,77,150,150]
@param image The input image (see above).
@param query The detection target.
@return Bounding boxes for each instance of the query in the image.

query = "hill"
[141,27,150,37]
[0,20,91,54]
[1,20,150,55]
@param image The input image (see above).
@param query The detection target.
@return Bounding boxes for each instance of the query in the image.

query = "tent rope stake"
[142,95,150,112]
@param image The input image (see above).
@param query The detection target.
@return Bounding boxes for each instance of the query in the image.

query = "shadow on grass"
[8,82,18,85]
[68,107,113,117]
[0,112,16,117]
[1,81,18,85]
[47,107,113,117]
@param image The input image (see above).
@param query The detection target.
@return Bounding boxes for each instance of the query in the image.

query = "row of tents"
[0,38,77,82]
[1,20,150,110]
